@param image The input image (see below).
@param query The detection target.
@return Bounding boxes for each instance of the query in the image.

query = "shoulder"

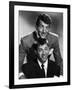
[49,60,60,69]
[49,60,60,76]
[48,32,59,41]
[49,60,55,66]
[22,62,33,68]
[22,62,35,71]
[20,32,35,48]
[49,32,59,38]
[48,32,59,44]
[21,32,34,42]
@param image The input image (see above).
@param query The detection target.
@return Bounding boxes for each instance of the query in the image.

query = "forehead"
[38,44,49,49]
[39,20,50,27]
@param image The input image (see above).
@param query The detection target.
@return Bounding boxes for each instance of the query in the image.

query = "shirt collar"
[37,59,48,69]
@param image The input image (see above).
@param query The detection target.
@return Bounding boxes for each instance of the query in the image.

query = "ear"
[49,48,54,55]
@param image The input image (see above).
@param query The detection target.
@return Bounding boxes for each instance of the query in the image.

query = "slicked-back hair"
[32,38,49,51]
[36,14,52,27]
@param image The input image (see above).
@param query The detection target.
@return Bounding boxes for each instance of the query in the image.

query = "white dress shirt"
[37,59,48,77]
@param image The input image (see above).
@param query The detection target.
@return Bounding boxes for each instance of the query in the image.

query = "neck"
[38,58,48,64]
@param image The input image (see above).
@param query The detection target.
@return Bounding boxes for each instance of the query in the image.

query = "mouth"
[41,33,46,35]
[42,55,47,59]
[41,33,47,38]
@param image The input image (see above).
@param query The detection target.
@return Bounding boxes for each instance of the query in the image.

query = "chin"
[42,59,47,62]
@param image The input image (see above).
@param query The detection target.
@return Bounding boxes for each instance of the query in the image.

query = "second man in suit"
[22,40,60,78]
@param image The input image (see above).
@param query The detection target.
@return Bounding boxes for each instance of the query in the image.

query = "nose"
[42,27,46,33]
[42,50,46,55]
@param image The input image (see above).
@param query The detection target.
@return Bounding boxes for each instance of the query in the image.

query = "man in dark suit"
[19,14,63,78]
[22,40,60,78]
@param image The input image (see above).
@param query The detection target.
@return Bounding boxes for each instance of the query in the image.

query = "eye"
[45,47,49,50]
[39,25,43,28]
[38,48,42,52]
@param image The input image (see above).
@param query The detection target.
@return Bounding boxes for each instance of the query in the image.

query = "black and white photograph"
[9,1,70,89]
[19,11,63,79]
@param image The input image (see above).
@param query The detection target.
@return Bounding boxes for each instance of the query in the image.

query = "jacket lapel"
[47,60,54,77]
[33,59,45,78]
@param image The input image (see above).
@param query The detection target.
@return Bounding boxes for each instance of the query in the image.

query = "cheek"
[43,50,49,56]
[38,52,42,57]
[38,29,43,34]
[38,27,45,33]
[44,29,49,33]
[46,50,49,54]
[46,29,49,32]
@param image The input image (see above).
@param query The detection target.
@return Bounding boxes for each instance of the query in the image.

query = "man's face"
[37,20,50,39]
[37,44,49,63]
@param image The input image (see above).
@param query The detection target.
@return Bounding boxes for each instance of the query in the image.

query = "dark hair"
[29,38,50,61]
[32,38,49,51]
[36,14,52,27]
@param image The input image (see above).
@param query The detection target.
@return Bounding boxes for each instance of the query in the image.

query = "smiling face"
[37,20,50,39]
[37,43,49,63]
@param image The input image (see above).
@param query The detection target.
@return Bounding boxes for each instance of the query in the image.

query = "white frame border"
[14,5,68,85]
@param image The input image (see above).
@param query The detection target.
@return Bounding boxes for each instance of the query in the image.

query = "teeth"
[42,56,46,58]
[42,34,45,35]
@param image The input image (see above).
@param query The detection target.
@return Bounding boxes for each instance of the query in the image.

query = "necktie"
[41,64,45,78]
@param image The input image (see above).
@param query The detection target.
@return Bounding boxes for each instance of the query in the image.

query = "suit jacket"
[22,59,60,78]
[19,31,63,75]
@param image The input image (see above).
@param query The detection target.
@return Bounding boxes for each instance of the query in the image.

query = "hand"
[49,48,54,55]
[19,72,26,79]
[19,75,26,79]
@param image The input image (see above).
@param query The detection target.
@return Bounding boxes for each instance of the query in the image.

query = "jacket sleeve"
[19,38,27,73]
[53,38,63,75]
[54,63,60,77]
